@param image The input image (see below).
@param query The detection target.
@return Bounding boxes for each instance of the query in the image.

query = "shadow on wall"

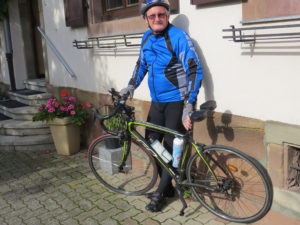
[207,110,234,144]
[171,14,215,102]
[172,15,234,144]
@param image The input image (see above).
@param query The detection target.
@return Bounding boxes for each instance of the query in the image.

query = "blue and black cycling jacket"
[128,23,203,103]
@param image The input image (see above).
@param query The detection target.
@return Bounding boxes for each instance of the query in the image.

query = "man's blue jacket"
[129,24,203,103]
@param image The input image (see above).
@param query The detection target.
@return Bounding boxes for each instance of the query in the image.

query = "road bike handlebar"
[92,88,217,133]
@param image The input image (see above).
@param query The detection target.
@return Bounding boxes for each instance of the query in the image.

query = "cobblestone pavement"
[0,149,247,225]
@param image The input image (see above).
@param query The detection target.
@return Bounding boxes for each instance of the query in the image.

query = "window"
[191,0,232,5]
[102,0,140,21]
[88,0,179,36]
[242,0,300,22]
[64,0,88,27]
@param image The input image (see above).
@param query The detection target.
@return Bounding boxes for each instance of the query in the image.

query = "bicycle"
[88,88,273,223]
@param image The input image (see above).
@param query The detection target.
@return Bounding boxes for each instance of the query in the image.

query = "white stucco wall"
[41,0,300,126]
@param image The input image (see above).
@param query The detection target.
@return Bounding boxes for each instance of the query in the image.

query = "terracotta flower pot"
[48,117,80,155]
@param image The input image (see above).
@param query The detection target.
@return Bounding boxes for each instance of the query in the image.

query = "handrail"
[37,26,75,77]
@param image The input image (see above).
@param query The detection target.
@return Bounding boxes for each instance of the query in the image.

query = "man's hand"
[183,115,192,130]
[182,103,193,130]
[120,85,134,100]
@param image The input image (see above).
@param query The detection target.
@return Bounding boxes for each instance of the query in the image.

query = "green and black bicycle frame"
[117,120,219,216]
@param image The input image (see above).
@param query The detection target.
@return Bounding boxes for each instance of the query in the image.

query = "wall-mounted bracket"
[223,24,300,43]
[73,31,145,49]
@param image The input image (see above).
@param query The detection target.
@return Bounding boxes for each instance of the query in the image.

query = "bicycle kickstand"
[176,185,187,216]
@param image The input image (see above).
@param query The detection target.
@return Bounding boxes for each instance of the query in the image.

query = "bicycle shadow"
[207,110,235,144]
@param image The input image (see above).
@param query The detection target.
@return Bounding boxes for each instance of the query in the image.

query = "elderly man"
[120,0,203,212]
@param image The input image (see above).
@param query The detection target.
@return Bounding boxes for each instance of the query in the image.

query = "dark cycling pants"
[146,101,185,195]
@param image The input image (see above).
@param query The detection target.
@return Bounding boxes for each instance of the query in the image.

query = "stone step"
[0,119,50,136]
[24,79,48,92]
[0,134,55,151]
[8,89,52,106]
[0,102,38,121]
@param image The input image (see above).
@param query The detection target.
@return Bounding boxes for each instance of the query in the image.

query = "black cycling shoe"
[145,188,175,199]
[145,193,166,212]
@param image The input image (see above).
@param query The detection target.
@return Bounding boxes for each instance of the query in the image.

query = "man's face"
[145,6,170,34]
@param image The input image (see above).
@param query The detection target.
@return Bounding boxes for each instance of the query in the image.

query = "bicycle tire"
[186,145,273,223]
[88,134,158,195]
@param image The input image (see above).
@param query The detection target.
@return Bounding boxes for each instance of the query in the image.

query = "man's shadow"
[171,14,215,103]
[172,15,234,144]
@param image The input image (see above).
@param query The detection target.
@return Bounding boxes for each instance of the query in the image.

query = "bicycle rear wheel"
[187,145,273,223]
[88,134,158,195]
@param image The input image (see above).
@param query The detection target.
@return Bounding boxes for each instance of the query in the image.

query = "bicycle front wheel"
[88,134,158,195]
[187,145,273,223]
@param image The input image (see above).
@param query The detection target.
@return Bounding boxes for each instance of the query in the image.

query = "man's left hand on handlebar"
[120,85,134,100]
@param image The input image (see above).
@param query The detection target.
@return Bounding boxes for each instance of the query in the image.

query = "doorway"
[18,0,45,80]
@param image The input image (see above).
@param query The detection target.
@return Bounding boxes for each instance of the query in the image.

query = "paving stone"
[122,217,139,225]
[112,208,140,221]
[205,220,227,225]
[77,199,94,211]
[18,207,49,221]
[194,212,218,224]
[23,217,42,225]
[100,218,118,225]
[0,150,242,225]
[152,209,180,223]
[59,198,78,211]
[94,198,114,211]
[83,217,100,225]
[93,208,122,221]
[24,198,42,210]
[42,198,60,210]
[162,219,181,225]
[6,216,23,225]
[141,218,161,225]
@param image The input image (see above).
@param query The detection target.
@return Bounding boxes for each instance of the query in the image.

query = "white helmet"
[141,0,170,16]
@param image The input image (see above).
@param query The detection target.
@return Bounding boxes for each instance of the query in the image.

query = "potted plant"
[32,90,91,155]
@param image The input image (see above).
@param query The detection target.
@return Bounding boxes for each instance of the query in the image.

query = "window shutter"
[191,0,231,5]
[64,0,88,27]
[169,0,179,13]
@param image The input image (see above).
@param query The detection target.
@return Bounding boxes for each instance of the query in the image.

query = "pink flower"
[48,107,55,113]
[68,104,74,110]
[47,98,53,104]
[63,101,68,106]
[70,110,76,115]
[55,103,59,108]
[83,103,92,108]
[69,96,77,102]
[38,106,43,111]
[60,106,65,111]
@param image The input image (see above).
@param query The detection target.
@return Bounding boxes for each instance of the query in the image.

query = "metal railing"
[37,26,75,78]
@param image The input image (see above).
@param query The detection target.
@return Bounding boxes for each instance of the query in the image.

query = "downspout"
[3,16,16,90]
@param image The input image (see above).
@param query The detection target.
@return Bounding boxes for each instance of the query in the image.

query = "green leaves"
[103,113,126,131]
